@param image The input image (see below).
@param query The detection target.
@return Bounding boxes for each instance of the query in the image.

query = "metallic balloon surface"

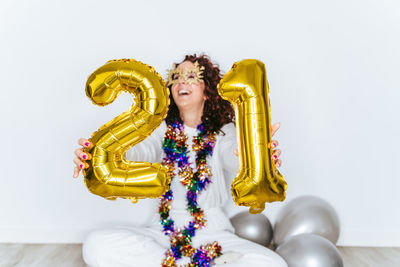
[276,234,344,267]
[218,59,287,214]
[83,59,170,202]
[230,211,273,247]
[273,195,340,246]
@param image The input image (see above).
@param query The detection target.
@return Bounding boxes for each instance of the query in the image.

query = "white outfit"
[83,122,287,267]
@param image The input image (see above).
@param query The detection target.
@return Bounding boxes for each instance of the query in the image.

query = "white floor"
[337,247,400,267]
[0,244,400,267]
[0,244,85,267]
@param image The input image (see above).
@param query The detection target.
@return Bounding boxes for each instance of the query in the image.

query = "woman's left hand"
[233,122,282,168]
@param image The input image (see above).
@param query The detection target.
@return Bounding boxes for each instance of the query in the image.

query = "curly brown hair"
[165,54,235,134]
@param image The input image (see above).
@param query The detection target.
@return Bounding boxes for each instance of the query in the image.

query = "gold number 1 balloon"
[218,59,287,214]
[83,59,171,202]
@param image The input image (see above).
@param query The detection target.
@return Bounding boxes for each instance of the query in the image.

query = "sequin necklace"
[160,120,222,267]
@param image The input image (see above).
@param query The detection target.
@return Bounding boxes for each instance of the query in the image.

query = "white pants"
[82,226,287,267]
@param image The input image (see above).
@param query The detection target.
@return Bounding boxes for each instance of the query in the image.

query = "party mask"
[167,61,205,86]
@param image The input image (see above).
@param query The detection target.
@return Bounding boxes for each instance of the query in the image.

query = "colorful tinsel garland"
[160,120,222,267]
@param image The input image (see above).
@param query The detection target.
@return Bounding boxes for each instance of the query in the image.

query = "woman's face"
[170,61,206,113]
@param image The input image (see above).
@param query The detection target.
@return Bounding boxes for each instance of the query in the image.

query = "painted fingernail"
[273,155,278,159]
[82,154,87,160]
[85,142,90,147]
[272,143,276,148]
[80,164,83,169]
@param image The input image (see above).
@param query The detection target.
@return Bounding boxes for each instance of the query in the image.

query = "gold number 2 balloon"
[83,59,171,202]
[218,59,287,214]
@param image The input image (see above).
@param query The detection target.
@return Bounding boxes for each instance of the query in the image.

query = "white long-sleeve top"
[83,121,289,267]
[125,121,239,231]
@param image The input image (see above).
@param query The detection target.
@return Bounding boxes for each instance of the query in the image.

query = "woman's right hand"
[73,138,92,178]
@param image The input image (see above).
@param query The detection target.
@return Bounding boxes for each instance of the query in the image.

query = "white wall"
[0,0,399,246]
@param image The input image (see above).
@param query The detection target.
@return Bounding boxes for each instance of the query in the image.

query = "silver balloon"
[273,195,340,246]
[230,211,273,247]
[276,234,344,267]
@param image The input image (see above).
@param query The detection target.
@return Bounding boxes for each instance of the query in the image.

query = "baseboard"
[337,228,400,247]
[0,227,89,244]
[0,227,399,247]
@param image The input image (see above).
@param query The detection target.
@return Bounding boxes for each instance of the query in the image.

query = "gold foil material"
[84,59,171,201]
[217,59,287,214]
[166,61,205,86]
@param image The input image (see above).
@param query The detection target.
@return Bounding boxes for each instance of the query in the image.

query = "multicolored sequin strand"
[160,120,222,267]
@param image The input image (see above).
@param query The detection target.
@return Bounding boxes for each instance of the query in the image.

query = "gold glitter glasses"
[166,61,205,86]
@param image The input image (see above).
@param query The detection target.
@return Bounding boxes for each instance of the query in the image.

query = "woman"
[73,54,286,267]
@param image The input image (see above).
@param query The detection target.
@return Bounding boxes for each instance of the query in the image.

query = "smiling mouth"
[178,89,191,96]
